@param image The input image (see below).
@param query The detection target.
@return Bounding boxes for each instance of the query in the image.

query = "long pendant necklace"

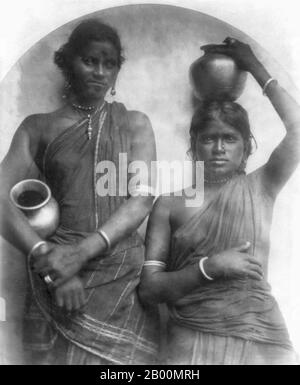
[71,101,106,140]
[93,108,108,228]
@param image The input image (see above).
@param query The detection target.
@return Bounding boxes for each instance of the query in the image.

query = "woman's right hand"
[204,242,264,281]
[200,38,260,73]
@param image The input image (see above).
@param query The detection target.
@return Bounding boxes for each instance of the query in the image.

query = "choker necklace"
[71,101,105,140]
[204,173,235,185]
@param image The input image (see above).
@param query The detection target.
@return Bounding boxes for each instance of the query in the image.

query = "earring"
[62,80,72,99]
[239,158,247,173]
[110,86,116,96]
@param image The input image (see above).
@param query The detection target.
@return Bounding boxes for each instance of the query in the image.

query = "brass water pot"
[10,179,59,239]
[189,52,247,102]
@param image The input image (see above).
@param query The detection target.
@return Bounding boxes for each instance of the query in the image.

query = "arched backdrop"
[1,3,300,362]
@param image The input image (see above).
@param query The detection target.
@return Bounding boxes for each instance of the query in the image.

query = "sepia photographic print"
[0,0,300,366]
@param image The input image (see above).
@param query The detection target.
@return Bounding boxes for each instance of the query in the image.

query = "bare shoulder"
[19,113,47,135]
[12,107,72,160]
[127,110,154,139]
[247,166,276,200]
[19,108,64,137]
[154,192,186,216]
[150,190,197,233]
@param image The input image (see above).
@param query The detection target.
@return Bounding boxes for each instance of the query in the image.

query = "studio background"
[1,1,300,363]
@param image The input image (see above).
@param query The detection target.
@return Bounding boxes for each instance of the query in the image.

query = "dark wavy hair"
[189,100,256,160]
[54,19,125,81]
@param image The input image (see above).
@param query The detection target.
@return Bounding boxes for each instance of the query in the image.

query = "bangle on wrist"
[199,257,214,281]
[28,241,47,259]
[96,229,111,252]
[262,77,278,96]
[143,260,167,270]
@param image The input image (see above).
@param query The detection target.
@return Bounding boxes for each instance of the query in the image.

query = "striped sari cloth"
[23,102,159,365]
[166,171,296,365]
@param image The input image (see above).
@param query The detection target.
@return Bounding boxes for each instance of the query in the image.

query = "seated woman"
[0,19,158,365]
[139,38,300,365]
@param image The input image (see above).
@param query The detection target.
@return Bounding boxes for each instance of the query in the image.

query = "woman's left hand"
[53,275,86,312]
[31,243,87,287]
[201,37,259,72]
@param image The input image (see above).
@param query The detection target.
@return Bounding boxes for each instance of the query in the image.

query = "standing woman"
[0,19,158,364]
[139,38,300,365]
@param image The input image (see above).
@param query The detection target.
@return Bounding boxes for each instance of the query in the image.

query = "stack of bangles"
[28,240,54,286]
[96,229,111,252]
[143,260,167,270]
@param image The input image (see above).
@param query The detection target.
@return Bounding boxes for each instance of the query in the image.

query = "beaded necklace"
[71,101,106,140]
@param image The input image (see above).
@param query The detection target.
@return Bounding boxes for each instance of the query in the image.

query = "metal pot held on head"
[189,52,247,102]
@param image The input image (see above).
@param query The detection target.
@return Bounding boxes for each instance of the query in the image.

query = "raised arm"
[0,116,44,253]
[201,38,300,197]
[258,75,300,196]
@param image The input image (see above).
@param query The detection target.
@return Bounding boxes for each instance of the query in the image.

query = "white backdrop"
[1,0,300,359]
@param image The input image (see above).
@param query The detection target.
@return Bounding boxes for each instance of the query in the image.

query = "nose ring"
[224,37,237,46]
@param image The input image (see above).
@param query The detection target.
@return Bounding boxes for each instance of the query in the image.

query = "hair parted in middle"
[54,18,125,82]
[189,100,256,161]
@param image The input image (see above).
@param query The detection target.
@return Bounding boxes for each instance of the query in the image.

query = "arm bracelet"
[96,229,111,251]
[199,257,214,281]
[28,241,47,259]
[262,77,278,96]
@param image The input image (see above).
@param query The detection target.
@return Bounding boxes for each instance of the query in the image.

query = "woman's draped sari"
[167,171,293,363]
[23,102,159,365]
